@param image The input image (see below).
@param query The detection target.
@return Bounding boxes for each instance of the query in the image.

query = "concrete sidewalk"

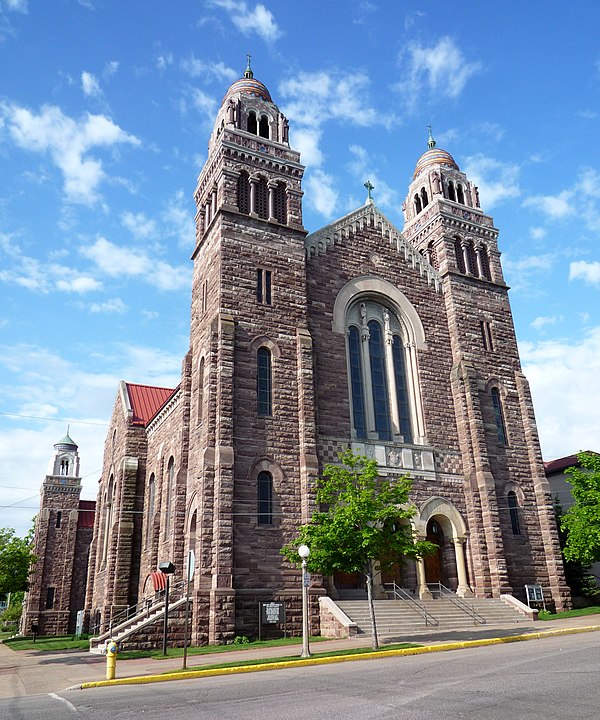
[1,615,599,698]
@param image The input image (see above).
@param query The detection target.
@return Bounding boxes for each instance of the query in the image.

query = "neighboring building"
[83,62,570,645]
[22,433,95,636]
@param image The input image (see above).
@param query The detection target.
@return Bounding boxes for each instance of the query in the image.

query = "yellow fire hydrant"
[106,639,118,680]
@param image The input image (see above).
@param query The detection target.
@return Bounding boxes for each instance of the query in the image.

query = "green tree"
[282,450,435,649]
[561,452,600,568]
[0,527,35,596]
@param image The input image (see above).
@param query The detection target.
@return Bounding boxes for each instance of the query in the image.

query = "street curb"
[79,624,600,690]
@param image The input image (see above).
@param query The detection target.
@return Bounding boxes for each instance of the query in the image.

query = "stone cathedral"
[76,64,569,645]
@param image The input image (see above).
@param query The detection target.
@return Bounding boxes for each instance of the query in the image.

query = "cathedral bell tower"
[187,61,318,643]
[402,130,569,609]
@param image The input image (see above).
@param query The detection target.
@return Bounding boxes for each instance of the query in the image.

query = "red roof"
[77,500,96,528]
[126,382,176,426]
[544,451,597,475]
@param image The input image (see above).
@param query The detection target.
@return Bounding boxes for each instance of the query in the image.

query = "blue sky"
[1,1,599,537]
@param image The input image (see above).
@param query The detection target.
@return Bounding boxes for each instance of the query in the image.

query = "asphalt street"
[1,631,598,720]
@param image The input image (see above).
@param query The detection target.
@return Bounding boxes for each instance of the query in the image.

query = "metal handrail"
[93,579,187,642]
[427,582,486,625]
[383,582,439,626]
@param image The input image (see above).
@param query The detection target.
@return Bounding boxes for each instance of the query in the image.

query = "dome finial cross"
[244,53,253,79]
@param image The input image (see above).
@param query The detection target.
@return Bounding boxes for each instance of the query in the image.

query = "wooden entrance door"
[425,519,443,584]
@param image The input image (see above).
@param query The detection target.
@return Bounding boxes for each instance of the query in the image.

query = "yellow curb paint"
[79,624,600,690]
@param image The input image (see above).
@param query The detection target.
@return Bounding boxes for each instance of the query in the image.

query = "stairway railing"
[383,582,439,626]
[426,582,486,625]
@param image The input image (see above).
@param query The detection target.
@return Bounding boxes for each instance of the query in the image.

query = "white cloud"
[2,0,28,11]
[81,71,101,98]
[347,144,398,210]
[88,297,127,313]
[569,260,600,287]
[56,275,102,293]
[501,252,556,294]
[397,37,482,109]
[523,189,574,219]
[462,154,520,209]
[2,103,140,204]
[291,127,323,167]
[210,0,281,41]
[305,169,338,218]
[180,55,237,83]
[121,211,157,239]
[80,236,191,291]
[530,315,561,330]
[156,53,174,70]
[103,61,119,78]
[530,226,546,240]
[162,190,195,249]
[520,327,600,460]
[190,88,219,123]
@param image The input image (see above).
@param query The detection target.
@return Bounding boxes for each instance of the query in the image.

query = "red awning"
[150,571,167,592]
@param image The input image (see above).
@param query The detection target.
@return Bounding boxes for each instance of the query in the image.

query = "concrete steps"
[336,597,527,638]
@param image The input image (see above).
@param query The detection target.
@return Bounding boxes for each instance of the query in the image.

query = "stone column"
[211,188,217,218]
[415,537,432,599]
[451,537,473,597]
[268,181,276,222]
[249,178,257,216]
[475,244,485,279]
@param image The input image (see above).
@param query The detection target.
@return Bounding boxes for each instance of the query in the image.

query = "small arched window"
[198,358,205,425]
[426,241,439,270]
[257,471,273,525]
[448,181,456,202]
[454,237,466,274]
[257,347,272,416]
[421,187,429,208]
[491,387,508,445]
[457,184,465,204]
[466,241,478,275]
[508,491,521,535]
[237,172,250,214]
[273,182,287,224]
[414,194,422,214]
[102,475,114,564]
[247,111,257,135]
[259,115,269,139]
[255,176,268,219]
[479,246,492,281]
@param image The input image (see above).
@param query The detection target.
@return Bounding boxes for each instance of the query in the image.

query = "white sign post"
[182,549,195,670]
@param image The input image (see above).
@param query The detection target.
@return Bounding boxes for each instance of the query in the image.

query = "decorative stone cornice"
[305,204,441,292]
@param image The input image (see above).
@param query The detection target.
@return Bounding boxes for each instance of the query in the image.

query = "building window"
[237,171,250,214]
[347,301,415,443]
[55,511,62,529]
[508,491,521,535]
[466,242,478,275]
[259,114,269,139]
[46,587,55,610]
[60,458,69,475]
[480,320,494,351]
[457,184,465,204]
[102,476,114,565]
[491,387,508,445]
[421,187,429,208]
[454,237,466,274]
[257,269,272,305]
[414,194,422,214]
[257,471,273,525]
[273,182,287,224]
[448,180,456,202]
[166,457,175,530]
[479,246,492,280]
[255,176,268,219]
[257,347,272,416]
[146,474,155,548]
[247,111,257,135]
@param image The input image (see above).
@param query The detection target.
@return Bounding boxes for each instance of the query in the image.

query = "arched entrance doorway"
[424,518,444,584]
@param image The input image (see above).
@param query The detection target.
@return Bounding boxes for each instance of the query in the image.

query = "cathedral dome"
[413,147,459,179]
[222,58,272,104]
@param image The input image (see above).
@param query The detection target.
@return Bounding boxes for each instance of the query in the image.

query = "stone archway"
[415,497,472,598]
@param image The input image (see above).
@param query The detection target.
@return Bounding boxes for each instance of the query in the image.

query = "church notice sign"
[258,601,286,640]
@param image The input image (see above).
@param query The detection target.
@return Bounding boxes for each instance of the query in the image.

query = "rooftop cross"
[244,53,253,79]
[427,124,436,149]
[364,180,374,203]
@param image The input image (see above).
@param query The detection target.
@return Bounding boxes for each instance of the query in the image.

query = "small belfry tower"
[187,59,318,642]
[22,432,91,635]
[402,130,569,609]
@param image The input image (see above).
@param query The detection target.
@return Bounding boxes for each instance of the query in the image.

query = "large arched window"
[347,301,416,443]
[259,114,269,139]
[257,347,272,416]
[255,176,268,219]
[507,491,521,535]
[491,387,508,445]
[273,182,287,224]
[257,471,273,525]
[247,111,257,135]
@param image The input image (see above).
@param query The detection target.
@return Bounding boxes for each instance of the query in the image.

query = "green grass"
[538,605,600,621]
[118,635,329,660]
[166,642,422,674]
[4,635,90,651]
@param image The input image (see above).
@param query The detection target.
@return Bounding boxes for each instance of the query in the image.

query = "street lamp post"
[158,561,175,656]
[298,544,311,658]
